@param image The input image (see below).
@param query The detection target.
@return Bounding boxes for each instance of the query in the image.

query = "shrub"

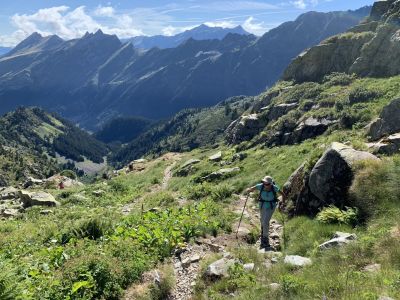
[323,72,355,86]
[149,265,175,300]
[348,86,380,104]
[64,217,113,242]
[349,157,400,219]
[210,184,233,202]
[60,169,77,179]
[0,268,20,300]
[316,205,359,226]
[184,183,212,200]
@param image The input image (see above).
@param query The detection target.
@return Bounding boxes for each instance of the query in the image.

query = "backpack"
[258,183,278,209]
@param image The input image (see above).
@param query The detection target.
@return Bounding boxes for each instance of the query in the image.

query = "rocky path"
[167,194,283,300]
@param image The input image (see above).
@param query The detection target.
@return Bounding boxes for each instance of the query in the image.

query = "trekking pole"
[236,194,250,239]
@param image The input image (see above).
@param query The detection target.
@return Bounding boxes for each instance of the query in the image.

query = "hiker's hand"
[245,188,252,195]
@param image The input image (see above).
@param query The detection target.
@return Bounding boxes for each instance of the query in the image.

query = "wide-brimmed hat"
[262,176,273,184]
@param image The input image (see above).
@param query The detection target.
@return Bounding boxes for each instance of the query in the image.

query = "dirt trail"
[121,153,182,215]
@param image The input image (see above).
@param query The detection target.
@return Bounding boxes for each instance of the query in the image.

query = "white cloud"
[242,17,268,36]
[94,6,115,17]
[291,0,306,9]
[0,5,153,46]
[204,20,236,28]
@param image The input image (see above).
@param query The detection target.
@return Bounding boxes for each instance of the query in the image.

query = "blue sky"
[0,0,375,46]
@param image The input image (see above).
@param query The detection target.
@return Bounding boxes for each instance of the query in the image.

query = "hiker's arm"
[278,190,286,203]
[245,186,258,194]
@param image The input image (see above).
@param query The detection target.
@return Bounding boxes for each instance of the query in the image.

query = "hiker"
[58,180,65,190]
[246,176,285,249]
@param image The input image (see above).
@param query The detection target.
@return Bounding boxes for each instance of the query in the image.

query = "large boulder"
[174,159,201,176]
[283,143,379,216]
[284,255,312,267]
[308,142,379,207]
[23,177,44,188]
[264,103,298,121]
[209,151,222,162]
[367,98,400,141]
[19,191,60,208]
[290,117,337,143]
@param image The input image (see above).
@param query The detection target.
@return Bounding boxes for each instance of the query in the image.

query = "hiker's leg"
[260,207,270,247]
[261,207,275,247]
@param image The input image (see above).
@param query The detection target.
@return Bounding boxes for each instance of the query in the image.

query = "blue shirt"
[256,183,280,209]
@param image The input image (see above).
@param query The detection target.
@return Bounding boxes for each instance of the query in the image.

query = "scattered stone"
[46,175,83,189]
[23,177,44,188]
[175,159,201,176]
[190,254,201,264]
[92,190,105,197]
[269,283,281,291]
[243,263,255,271]
[0,187,19,200]
[284,255,312,267]
[319,232,357,250]
[19,191,60,208]
[204,258,235,279]
[209,151,222,162]
[362,263,381,273]
[40,209,53,215]
[1,208,19,218]
[133,159,147,163]
[367,98,400,141]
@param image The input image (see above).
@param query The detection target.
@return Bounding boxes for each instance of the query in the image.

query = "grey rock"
[319,232,357,250]
[367,99,400,141]
[204,258,235,279]
[201,167,240,182]
[209,151,222,162]
[266,103,298,121]
[92,190,105,197]
[0,187,19,200]
[284,255,312,267]
[368,132,400,155]
[291,117,337,143]
[243,263,255,271]
[19,191,60,208]
[23,177,44,188]
[269,283,281,291]
[1,208,19,218]
[309,142,379,207]
[39,209,53,215]
[225,114,266,144]
[362,263,381,273]
[378,296,395,300]
[175,159,201,176]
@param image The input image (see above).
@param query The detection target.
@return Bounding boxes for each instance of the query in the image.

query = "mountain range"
[126,24,250,49]
[0,8,370,129]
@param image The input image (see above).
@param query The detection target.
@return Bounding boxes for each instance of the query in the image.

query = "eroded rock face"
[367,98,400,141]
[19,190,60,208]
[283,143,379,216]
[264,103,298,121]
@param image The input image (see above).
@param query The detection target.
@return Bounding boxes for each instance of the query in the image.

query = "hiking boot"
[260,237,270,249]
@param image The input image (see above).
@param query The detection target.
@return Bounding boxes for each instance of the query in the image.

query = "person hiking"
[246,176,285,250]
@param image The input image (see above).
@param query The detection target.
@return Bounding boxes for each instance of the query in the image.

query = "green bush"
[316,205,359,225]
[348,86,380,104]
[323,72,355,86]
[0,268,20,300]
[210,184,234,202]
[60,169,77,179]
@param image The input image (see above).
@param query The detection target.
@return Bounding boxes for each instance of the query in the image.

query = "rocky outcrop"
[283,0,400,82]
[19,191,60,208]
[209,151,222,162]
[264,103,298,121]
[367,98,400,141]
[283,143,379,216]
[225,114,267,144]
[283,31,374,83]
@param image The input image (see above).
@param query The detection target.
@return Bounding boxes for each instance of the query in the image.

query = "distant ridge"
[125,24,251,49]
